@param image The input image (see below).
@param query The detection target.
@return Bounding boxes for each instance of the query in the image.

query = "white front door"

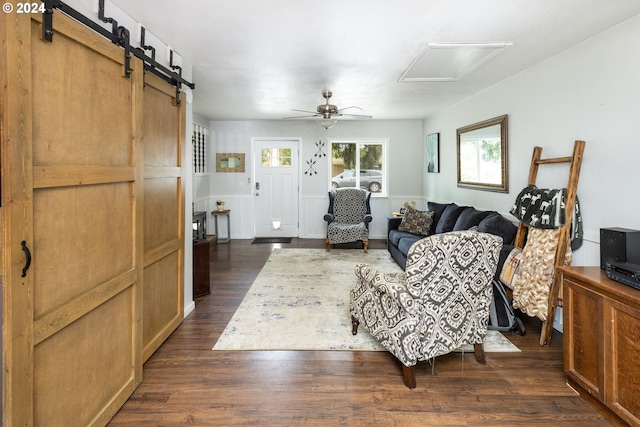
[253,138,300,237]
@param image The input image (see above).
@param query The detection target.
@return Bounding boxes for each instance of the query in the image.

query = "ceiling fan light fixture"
[283,91,371,124]
[319,119,337,129]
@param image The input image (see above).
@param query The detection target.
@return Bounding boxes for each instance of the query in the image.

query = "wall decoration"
[314,140,326,157]
[216,152,245,172]
[305,158,318,175]
[193,124,208,173]
[426,133,440,173]
[456,114,508,192]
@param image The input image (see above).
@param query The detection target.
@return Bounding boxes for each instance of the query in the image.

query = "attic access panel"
[399,42,513,82]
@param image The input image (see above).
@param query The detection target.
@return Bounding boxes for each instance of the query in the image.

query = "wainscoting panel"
[196,196,254,239]
[301,196,330,238]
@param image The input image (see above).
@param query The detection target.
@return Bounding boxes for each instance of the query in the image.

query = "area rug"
[213,249,519,352]
[252,237,292,244]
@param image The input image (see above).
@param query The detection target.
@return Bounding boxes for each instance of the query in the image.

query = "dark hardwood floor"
[109,239,612,426]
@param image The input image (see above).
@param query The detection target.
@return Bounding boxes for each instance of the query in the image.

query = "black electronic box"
[600,227,640,270]
[606,262,640,290]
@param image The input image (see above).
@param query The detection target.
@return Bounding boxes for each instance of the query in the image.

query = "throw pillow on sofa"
[426,202,451,234]
[398,206,434,236]
[477,212,517,244]
[435,203,467,234]
[453,207,493,231]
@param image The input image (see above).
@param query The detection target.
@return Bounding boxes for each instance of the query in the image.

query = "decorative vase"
[217,205,224,211]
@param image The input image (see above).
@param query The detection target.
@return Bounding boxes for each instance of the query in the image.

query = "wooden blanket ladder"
[513,140,585,346]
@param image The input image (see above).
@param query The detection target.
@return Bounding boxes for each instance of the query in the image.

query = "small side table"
[211,209,231,243]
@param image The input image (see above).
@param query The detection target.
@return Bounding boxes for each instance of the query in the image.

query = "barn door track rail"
[41,0,195,103]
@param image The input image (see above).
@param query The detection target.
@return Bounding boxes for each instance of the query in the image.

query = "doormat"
[252,237,292,244]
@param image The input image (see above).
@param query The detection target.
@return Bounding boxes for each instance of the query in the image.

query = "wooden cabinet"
[193,211,207,240]
[193,239,211,298]
[562,266,640,427]
[192,213,212,298]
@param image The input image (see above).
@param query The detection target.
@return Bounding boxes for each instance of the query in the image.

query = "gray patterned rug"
[213,249,519,352]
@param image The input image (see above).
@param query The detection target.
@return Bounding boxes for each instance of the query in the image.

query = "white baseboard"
[184,300,196,318]
[553,307,563,333]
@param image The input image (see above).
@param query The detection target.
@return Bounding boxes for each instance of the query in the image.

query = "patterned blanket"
[509,185,583,250]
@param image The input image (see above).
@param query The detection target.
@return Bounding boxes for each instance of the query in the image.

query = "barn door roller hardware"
[41,0,195,101]
[97,0,131,77]
[170,50,183,104]
[140,27,156,61]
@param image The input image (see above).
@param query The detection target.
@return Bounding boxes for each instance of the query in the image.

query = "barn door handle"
[21,241,32,278]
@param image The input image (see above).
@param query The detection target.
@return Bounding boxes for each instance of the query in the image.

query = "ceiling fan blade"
[336,106,363,113]
[291,108,318,114]
[282,114,321,120]
[335,113,373,120]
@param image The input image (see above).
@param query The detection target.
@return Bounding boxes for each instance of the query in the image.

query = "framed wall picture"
[216,152,245,172]
[426,133,440,173]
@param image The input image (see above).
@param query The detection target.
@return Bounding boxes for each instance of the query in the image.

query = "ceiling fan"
[283,91,372,129]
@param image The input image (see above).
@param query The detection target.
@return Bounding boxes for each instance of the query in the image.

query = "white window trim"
[327,138,389,197]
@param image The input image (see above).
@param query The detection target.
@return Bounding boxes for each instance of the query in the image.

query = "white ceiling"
[111,0,640,121]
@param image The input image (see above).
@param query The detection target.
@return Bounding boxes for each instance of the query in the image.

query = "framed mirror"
[456,115,508,192]
[216,152,245,172]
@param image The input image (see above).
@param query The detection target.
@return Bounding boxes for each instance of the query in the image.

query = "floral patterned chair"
[324,188,372,253]
[350,230,502,388]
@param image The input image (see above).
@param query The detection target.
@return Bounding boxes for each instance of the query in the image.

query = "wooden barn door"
[2,12,144,426]
[141,73,185,362]
[1,9,182,426]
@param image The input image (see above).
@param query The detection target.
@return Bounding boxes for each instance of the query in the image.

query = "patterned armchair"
[324,188,372,253]
[350,230,502,388]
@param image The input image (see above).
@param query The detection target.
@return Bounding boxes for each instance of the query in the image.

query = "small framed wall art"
[216,152,245,172]
[426,133,440,173]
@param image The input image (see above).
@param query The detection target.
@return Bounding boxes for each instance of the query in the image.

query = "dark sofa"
[387,202,517,276]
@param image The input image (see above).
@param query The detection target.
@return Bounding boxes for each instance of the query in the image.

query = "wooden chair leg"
[402,364,417,389]
[474,343,486,364]
[363,240,368,253]
[351,315,359,335]
[325,239,331,252]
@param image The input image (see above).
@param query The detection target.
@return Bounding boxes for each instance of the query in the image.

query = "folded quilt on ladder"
[508,227,571,321]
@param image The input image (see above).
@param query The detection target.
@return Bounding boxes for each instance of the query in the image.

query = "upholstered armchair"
[324,188,372,253]
[350,230,502,388]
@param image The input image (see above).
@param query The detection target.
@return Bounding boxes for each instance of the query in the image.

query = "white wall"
[202,120,423,239]
[423,14,640,268]
[183,80,195,317]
